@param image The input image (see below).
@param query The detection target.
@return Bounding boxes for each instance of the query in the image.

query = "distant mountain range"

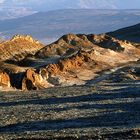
[0,9,140,44]
[0,0,140,20]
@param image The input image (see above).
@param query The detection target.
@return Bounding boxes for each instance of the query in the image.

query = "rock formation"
[0,35,44,61]
[87,34,125,51]
[36,33,137,59]
[0,71,11,88]
[22,68,52,90]
[0,30,140,91]
[35,34,94,58]
[22,69,38,90]
[47,50,94,74]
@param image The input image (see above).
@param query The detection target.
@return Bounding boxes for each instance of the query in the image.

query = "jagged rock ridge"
[0,35,44,61]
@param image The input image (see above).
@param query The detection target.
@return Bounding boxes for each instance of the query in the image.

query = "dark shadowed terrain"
[108,23,140,42]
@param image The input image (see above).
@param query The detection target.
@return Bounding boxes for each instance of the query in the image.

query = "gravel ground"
[0,79,140,139]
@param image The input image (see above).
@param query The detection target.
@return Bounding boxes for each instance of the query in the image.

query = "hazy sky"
[0,0,140,19]
[0,0,140,10]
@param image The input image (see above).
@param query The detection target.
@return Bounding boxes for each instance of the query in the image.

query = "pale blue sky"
[0,0,140,11]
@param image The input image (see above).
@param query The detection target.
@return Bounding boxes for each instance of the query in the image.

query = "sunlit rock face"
[0,71,11,88]
[0,35,44,61]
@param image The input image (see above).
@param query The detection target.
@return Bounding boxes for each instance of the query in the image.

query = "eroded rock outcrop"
[47,50,94,74]
[35,34,94,58]
[22,68,52,90]
[32,33,140,89]
[87,34,126,51]
[0,35,44,61]
[11,35,40,44]
[36,33,134,59]
[22,69,41,90]
[0,71,11,88]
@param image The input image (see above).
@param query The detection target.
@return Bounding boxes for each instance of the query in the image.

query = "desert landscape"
[0,24,140,91]
[0,21,140,139]
[0,1,140,139]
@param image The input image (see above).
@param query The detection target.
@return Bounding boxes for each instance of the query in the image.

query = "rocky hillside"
[0,31,140,91]
[0,35,44,61]
[108,23,140,43]
[36,33,135,58]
